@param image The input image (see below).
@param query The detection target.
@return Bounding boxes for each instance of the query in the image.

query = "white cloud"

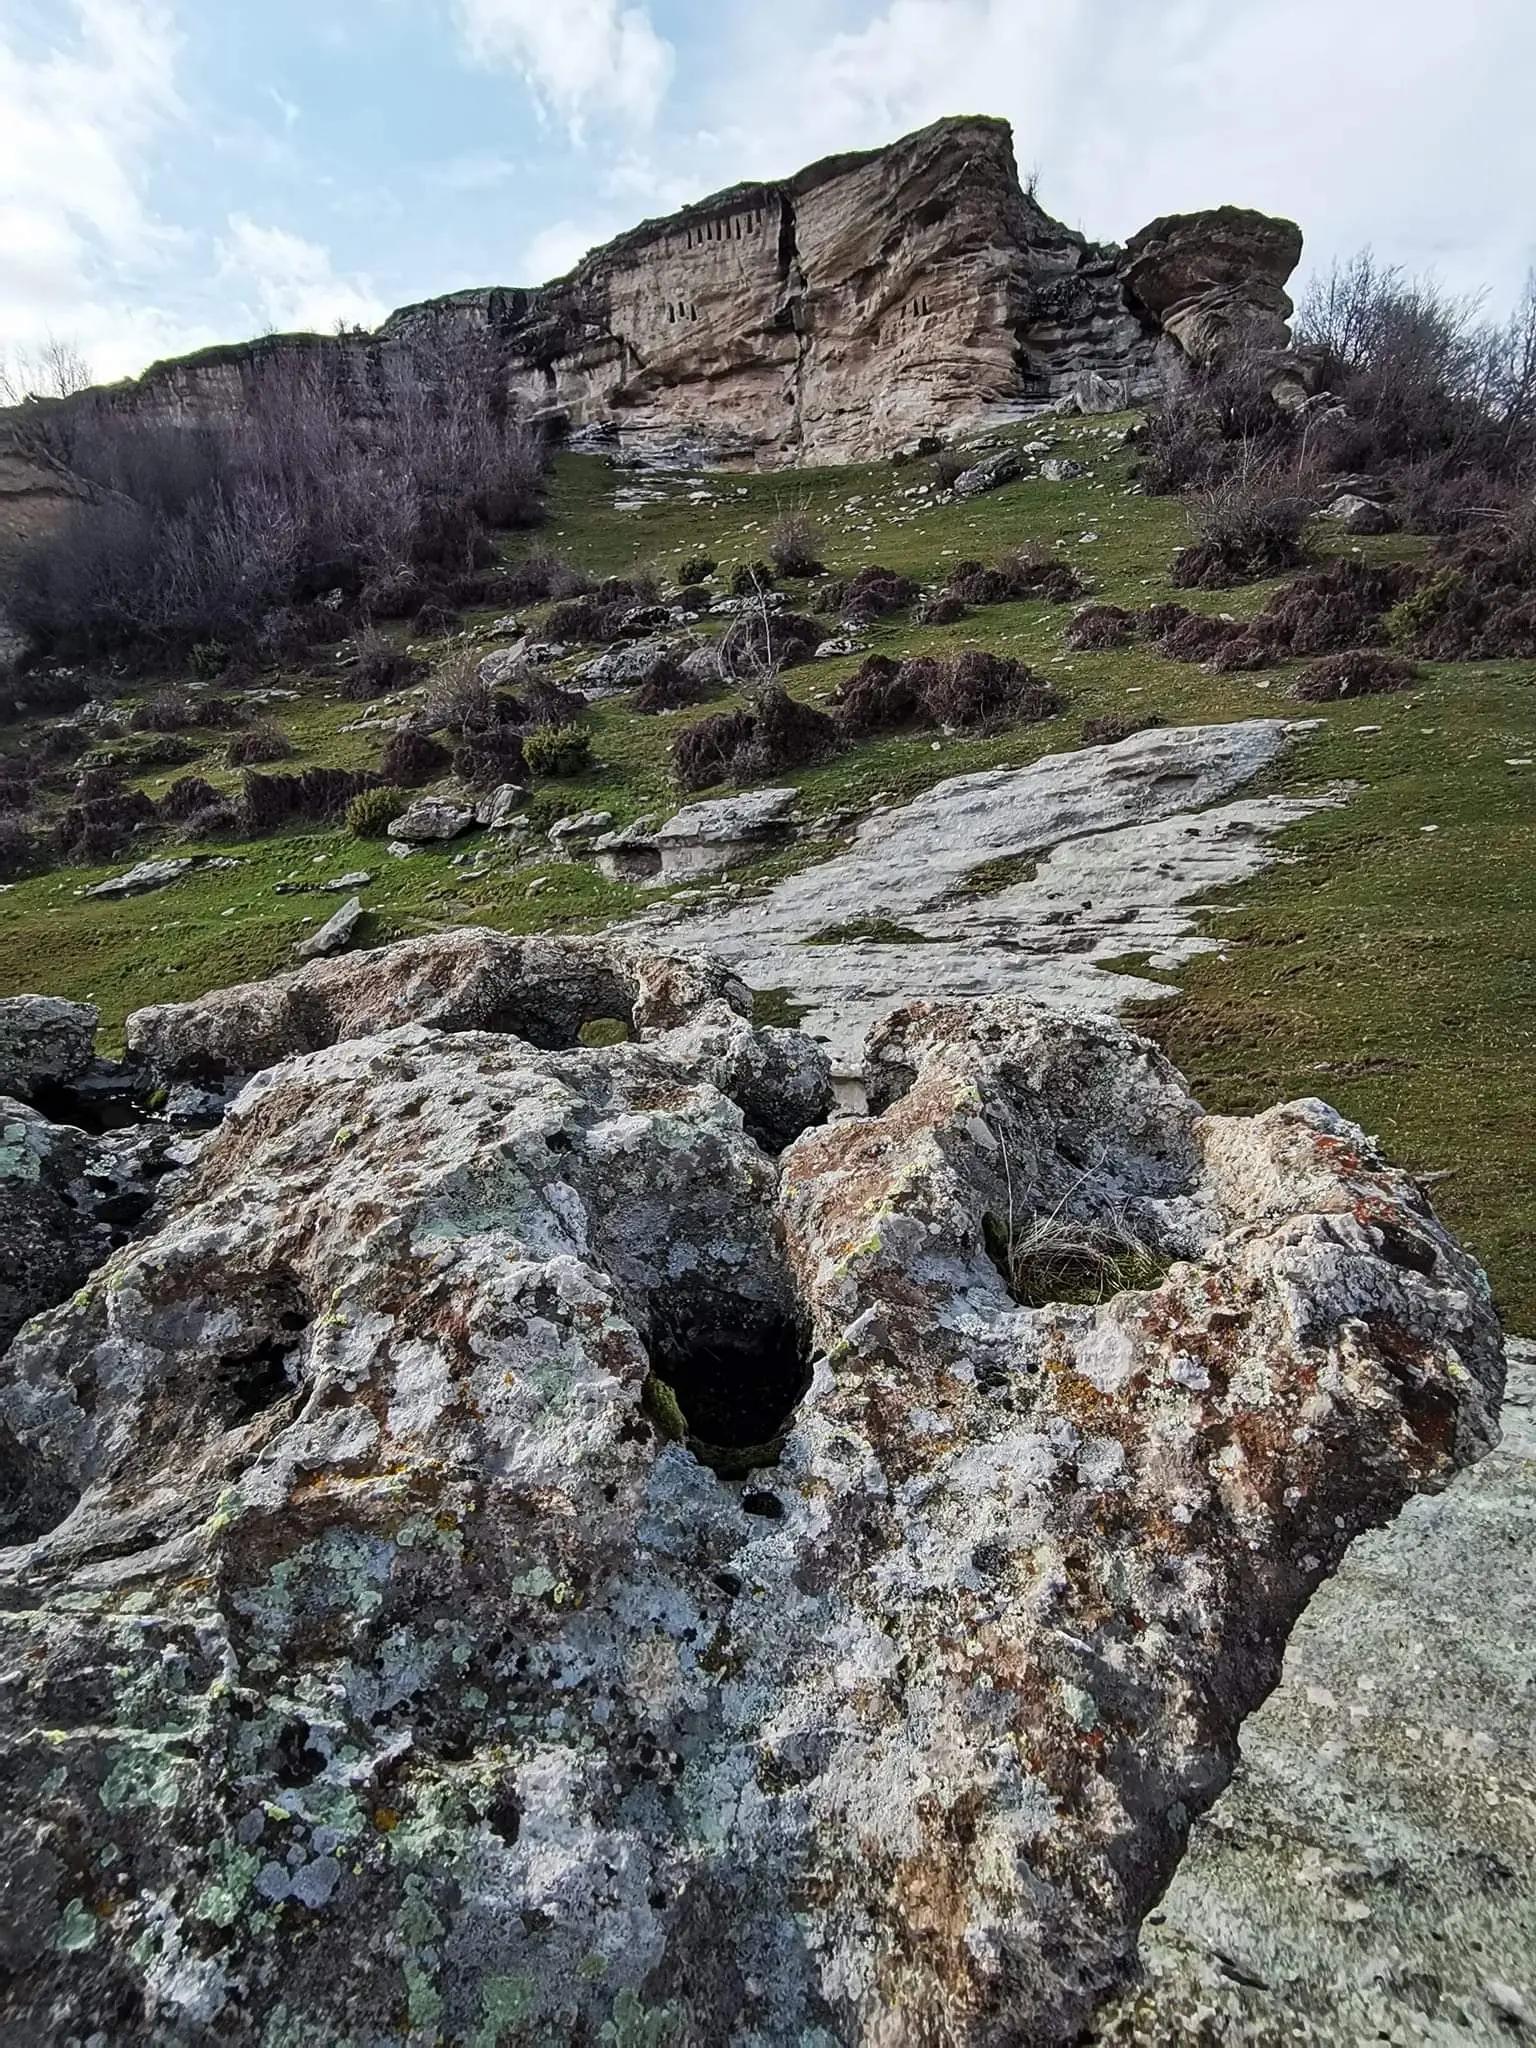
[453,0,673,132]
[700,0,1536,312]
[0,0,191,373]
[216,215,386,334]
[521,218,618,282]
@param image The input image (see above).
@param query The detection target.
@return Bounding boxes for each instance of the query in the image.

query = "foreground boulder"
[0,995,98,1102]
[0,955,1501,2045]
[123,928,757,1087]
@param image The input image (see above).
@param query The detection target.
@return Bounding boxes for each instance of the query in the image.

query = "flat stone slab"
[656,720,1333,1075]
[293,894,365,961]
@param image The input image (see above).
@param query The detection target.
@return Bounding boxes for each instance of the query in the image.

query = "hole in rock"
[0,1418,82,1547]
[646,1284,811,1473]
[211,1333,301,1428]
[479,965,638,1051]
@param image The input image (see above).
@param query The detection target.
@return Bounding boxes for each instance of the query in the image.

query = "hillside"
[1,411,1531,1324]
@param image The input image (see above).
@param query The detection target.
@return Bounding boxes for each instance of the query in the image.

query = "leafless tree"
[0,336,93,406]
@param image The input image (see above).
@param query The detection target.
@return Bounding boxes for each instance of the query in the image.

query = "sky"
[2,0,1532,386]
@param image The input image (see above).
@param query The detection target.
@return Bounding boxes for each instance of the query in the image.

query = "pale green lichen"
[54,1897,98,1952]
[191,1843,262,1927]
[599,1987,680,2047]
[470,1973,537,2046]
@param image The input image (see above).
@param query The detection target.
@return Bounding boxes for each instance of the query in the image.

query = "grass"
[3,412,1534,1323]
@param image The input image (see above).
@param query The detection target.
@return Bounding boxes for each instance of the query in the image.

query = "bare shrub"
[1292,651,1417,701]
[1173,468,1311,587]
[422,654,500,740]
[360,568,426,621]
[55,786,156,862]
[674,584,711,614]
[1158,613,1247,663]
[546,596,614,644]
[226,722,295,765]
[13,331,546,661]
[242,767,378,833]
[1064,604,1135,651]
[671,683,837,791]
[131,688,242,733]
[502,553,590,605]
[1381,519,1536,658]
[678,556,716,585]
[729,562,777,597]
[767,510,827,578]
[631,660,713,715]
[833,656,923,736]
[717,609,821,681]
[158,775,223,820]
[0,811,43,879]
[926,652,1063,732]
[454,725,528,788]
[379,726,451,786]
[838,566,920,624]
[343,631,429,700]
[1259,558,1420,655]
[932,447,971,492]
[410,601,462,639]
[913,592,969,627]
[837,652,1061,737]
[943,547,1082,607]
[511,676,587,729]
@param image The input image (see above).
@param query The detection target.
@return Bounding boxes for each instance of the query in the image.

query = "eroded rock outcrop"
[0,937,1502,2045]
[33,118,1302,469]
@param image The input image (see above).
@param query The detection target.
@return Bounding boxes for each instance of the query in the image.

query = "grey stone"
[123,929,756,1087]
[0,995,98,1102]
[1041,456,1087,481]
[321,871,372,892]
[547,808,612,849]
[85,857,196,899]
[952,445,1028,497]
[576,638,690,693]
[473,783,526,829]
[653,787,799,882]
[1322,491,1398,535]
[293,896,365,962]
[385,797,475,843]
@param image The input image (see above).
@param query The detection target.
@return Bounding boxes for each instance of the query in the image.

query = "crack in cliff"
[775,188,812,455]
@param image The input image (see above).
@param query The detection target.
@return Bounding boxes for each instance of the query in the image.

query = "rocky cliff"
[45,116,1302,468]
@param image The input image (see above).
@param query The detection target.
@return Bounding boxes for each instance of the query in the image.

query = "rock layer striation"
[18,118,1302,469]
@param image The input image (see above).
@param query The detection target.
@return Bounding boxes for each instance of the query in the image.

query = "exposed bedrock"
[0,935,1503,2045]
[19,117,1302,470]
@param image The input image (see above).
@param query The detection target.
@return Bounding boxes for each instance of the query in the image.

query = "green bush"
[523,723,593,777]
[1383,567,1463,648]
[345,785,410,838]
[189,639,230,679]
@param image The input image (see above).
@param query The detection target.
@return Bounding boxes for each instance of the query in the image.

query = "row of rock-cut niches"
[683,209,765,250]
[666,303,700,324]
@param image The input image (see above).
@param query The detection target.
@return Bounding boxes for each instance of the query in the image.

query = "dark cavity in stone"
[646,1283,811,1467]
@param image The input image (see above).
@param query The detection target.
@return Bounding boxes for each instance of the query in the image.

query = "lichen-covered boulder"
[0,987,1501,2045]
[123,928,758,1088]
[0,994,98,1102]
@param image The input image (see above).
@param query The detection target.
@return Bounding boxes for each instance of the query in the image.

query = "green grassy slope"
[2,415,1532,1319]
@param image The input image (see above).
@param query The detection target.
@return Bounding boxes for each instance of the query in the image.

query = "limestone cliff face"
[50,116,1303,468]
